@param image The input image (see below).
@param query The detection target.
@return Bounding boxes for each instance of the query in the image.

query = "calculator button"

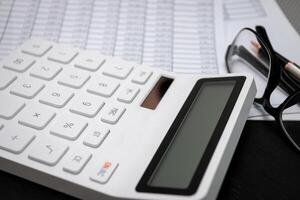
[63,150,92,175]
[74,53,105,72]
[48,48,78,64]
[30,61,62,81]
[87,77,120,97]
[90,160,119,184]
[28,137,69,166]
[0,94,25,120]
[50,116,88,140]
[70,95,104,118]
[58,69,90,89]
[18,105,56,130]
[39,87,74,108]
[103,65,133,79]
[10,78,45,99]
[101,104,125,124]
[3,54,35,73]
[132,70,153,84]
[117,85,140,103]
[21,40,52,57]
[0,69,17,90]
[0,127,35,154]
[83,125,109,148]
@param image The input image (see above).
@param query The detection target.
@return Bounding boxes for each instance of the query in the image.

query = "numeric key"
[3,53,35,73]
[87,76,120,97]
[10,78,44,99]
[39,86,74,108]
[58,69,90,89]
[103,65,133,80]
[74,52,105,71]
[30,61,62,80]
[21,40,52,57]
[70,95,104,118]
[48,47,78,64]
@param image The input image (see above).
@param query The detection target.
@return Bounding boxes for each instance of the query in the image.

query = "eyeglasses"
[226,25,300,152]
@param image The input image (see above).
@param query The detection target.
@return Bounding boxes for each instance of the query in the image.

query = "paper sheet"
[0,0,225,74]
[223,0,300,119]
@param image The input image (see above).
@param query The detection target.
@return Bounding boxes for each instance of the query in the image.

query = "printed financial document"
[0,0,225,74]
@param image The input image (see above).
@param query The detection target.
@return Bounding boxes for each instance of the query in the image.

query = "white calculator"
[0,39,256,200]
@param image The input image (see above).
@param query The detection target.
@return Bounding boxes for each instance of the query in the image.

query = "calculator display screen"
[137,76,245,195]
[147,81,235,189]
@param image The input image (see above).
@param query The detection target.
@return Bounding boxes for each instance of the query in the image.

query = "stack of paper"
[0,0,299,118]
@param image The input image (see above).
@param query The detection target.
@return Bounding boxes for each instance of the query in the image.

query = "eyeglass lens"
[280,92,300,150]
[226,29,287,107]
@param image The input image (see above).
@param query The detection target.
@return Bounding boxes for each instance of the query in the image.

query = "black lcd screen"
[147,81,235,188]
[136,77,245,195]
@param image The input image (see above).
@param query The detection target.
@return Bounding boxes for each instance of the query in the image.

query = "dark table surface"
[218,120,300,200]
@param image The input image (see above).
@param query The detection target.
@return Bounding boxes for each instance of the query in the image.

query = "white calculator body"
[0,39,256,200]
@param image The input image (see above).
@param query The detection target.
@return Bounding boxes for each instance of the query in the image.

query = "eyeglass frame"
[225,25,300,152]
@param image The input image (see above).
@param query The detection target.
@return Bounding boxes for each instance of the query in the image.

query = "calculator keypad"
[0,39,155,183]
